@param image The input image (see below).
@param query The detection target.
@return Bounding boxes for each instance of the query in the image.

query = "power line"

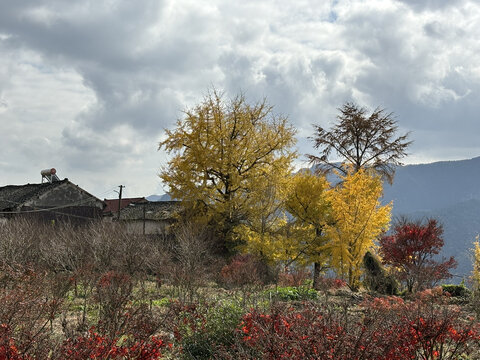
[95,186,119,198]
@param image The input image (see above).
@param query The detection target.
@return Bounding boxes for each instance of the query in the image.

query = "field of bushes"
[1,219,480,359]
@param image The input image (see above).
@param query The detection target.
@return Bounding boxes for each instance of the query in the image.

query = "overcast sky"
[0,0,479,198]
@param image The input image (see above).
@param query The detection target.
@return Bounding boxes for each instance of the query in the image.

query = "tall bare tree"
[308,102,411,183]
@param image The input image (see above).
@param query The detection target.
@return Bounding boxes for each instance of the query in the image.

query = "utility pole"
[116,185,124,221]
[143,202,146,236]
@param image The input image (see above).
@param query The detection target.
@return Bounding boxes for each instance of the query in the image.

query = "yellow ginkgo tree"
[233,166,292,260]
[472,235,480,293]
[283,171,333,288]
[326,167,391,290]
[159,89,296,248]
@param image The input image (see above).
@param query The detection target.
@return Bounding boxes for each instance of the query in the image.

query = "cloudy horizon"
[1,0,479,199]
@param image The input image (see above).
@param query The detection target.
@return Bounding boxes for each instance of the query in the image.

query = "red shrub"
[58,328,169,360]
[95,271,134,336]
[316,276,346,291]
[278,268,311,287]
[220,254,262,289]
[0,265,62,358]
[0,324,23,360]
[225,295,480,360]
[238,305,348,359]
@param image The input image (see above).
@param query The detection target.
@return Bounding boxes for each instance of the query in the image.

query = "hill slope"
[383,156,480,279]
[384,156,480,214]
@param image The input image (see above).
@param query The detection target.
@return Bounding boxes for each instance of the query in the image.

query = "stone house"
[0,178,105,224]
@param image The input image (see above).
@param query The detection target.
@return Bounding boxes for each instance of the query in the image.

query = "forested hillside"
[383,156,480,278]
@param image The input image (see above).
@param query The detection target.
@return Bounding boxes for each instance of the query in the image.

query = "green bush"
[151,297,171,307]
[269,286,318,301]
[442,284,471,297]
[176,301,245,360]
[363,251,398,295]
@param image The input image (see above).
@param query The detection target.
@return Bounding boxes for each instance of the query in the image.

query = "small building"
[103,197,146,218]
[103,198,182,235]
[0,173,105,224]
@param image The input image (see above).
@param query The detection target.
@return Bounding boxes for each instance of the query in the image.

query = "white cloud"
[1,0,480,195]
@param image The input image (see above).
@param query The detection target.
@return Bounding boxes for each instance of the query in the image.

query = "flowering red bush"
[0,265,63,358]
[315,276,346,291]
[235,302,420,359]
[0,324,23,360]
[237,304,348,359]
[95,271,134,336]
[360,294,480,360]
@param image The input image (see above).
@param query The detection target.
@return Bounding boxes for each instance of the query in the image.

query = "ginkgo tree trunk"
[326,167,391,290]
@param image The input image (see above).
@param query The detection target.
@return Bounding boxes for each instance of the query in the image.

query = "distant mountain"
[383,156,480,214]
[407,199,480,279]
[382,156,480,279]
[146,193,171,201]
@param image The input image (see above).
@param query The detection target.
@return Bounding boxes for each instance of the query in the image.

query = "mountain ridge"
[384,156,480,214]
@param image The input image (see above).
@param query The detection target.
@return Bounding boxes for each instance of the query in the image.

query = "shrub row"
[168,289,480,359]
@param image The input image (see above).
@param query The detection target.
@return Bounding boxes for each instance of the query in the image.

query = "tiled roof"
[103,197,146,214]
[0,180,68,211]
[119,201,182,221]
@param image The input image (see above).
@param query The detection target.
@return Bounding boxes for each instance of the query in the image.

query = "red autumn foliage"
[278,268,312,287]
[379,219,457,292]
[167,302,207,343]
[0,324,23,360]
[220,254,263,288]
[95,271,134,336]
[224,294,480,360]
[1,263,479,360]
[315,276,347,291]
[0,265,64,358]
[58,327,169,360]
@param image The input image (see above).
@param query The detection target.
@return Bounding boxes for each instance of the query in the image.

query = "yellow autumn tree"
[472,236,480,292]
[283,171,333,288]
[326,168,391,290]
[233,166,291,259]
[159,89,296,248]
[235,172,332,268]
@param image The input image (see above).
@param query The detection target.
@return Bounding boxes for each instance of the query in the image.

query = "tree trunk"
[313,227,323,290]
[348,266,358,292]
[313,262,321,290]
